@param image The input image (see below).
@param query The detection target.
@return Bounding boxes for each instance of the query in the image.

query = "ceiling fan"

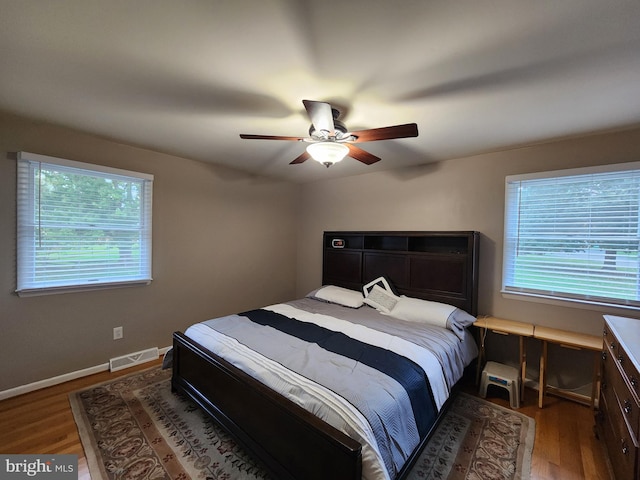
[240,99,419,167]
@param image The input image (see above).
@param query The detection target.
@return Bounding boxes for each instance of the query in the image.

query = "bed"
[171,231,480,480]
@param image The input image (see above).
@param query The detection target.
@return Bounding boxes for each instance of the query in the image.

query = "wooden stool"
[479,361,520,408]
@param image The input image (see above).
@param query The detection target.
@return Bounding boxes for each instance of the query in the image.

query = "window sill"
[16,279,152,297]
[501,290,640,314]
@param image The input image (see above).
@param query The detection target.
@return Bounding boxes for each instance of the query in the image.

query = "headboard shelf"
[325,231,475,253]
[323,231,480,316]
[364,235,407,251]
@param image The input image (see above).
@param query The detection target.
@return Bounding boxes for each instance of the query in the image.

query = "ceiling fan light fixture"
[240,100,418,166]
[306,142,349,167]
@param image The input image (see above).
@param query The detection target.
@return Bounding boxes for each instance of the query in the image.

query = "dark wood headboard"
[322,231,480,316]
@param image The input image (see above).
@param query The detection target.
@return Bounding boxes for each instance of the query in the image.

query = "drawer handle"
[622,442,629,455]
[618,354,624,365]
[624,400,632,415]
[602,351,608,361]
[611,341,616,350]
[632,377,638,389]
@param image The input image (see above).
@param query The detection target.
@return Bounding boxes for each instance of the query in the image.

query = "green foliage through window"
[17,152,153,295]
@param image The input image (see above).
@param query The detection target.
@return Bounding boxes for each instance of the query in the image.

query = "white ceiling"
[1,1,640,183]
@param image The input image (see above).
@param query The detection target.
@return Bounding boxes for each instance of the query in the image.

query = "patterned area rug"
[69,367,534,480]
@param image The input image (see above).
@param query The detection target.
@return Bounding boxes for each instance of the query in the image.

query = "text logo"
[0,455,77,480]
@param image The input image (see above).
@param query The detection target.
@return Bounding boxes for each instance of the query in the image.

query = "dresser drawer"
[601,394,638,480]
[605,323,640,397]
[606,353,640,442]
[618,345,640,401]
[601,358,633,450]
[604,323,619,361]
[604,324,640,441]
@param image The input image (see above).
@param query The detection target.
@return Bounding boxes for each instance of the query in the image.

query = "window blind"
[503,162,640,308]
[16,152,153,295]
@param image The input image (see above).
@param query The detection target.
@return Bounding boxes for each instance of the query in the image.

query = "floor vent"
[109,347,159,372]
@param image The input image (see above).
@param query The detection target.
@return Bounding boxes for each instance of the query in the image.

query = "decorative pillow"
[312,285,365,308]
[363,284,400,313]
[388,295,476,340]
[362,276,398,297]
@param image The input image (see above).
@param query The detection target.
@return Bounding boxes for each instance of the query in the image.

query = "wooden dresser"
[599,315,640,480]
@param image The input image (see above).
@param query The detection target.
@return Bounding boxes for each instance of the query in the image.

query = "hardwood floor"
[459,381,612,480]
[0,360,612,480]
[0,360,163,480]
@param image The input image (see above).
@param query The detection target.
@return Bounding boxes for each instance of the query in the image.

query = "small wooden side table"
[533,325,603,409]
[474,316,535,402]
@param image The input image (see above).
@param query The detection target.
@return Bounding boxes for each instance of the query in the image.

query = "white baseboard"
[0,345,172,401]
[158,345,172,356]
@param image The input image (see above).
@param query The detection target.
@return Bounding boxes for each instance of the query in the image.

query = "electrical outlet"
[113,326,123,340]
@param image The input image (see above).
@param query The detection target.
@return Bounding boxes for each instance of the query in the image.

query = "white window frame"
[16,152,153,296]
[503,161,640,310]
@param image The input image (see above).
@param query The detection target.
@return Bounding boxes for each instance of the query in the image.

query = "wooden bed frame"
[172,231,479,480]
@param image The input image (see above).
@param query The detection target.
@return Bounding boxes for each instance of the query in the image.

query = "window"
[503,162,640,309]
[16,152,153,296]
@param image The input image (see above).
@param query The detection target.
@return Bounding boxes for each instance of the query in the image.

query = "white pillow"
[313,285,364,308]
[363,284,400,313]
[389,296,455,328]
[388,296,477,339]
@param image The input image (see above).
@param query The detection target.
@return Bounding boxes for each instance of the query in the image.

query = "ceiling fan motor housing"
[309,118,348,139]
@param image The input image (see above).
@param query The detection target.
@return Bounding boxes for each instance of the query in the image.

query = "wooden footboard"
[171,331,363,480]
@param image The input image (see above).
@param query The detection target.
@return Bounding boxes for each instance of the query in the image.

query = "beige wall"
[296,126,640,390]
[0,112,298,391]
[3,107,640,396]
[297,127,640,334]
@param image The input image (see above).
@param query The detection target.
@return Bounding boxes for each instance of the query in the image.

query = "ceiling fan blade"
[240,134,304,141]
[347,144,381,165]
[303,100,335,134]
[350,123,418,142]
[290,150,311,164]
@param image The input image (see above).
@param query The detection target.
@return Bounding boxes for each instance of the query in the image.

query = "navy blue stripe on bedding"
[240,308,437,438]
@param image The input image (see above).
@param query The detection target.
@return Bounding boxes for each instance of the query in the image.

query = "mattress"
[184,297,478,480]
